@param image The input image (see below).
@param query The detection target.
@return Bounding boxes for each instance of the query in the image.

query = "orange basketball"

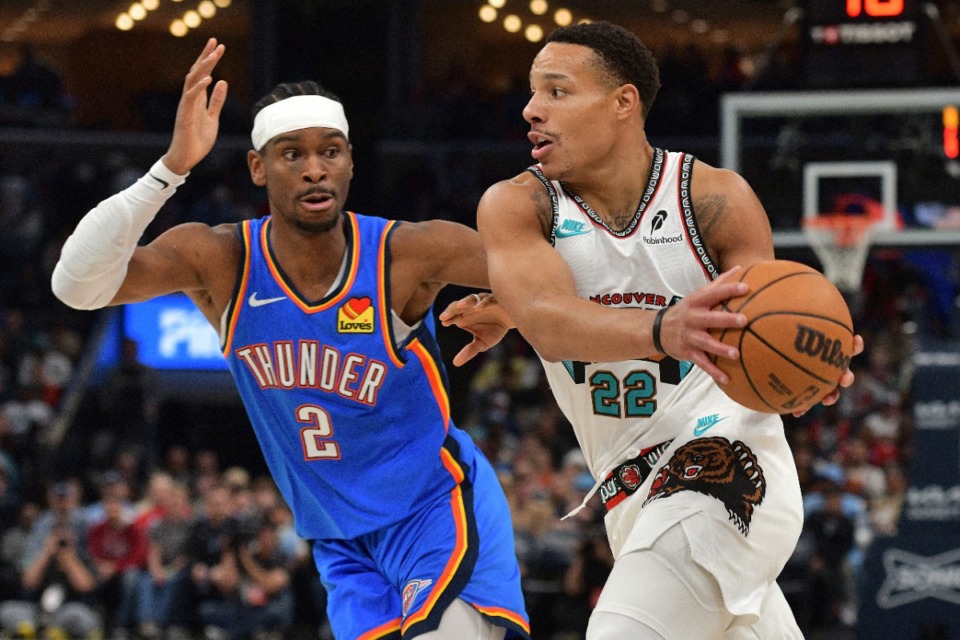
[709,260,854,414]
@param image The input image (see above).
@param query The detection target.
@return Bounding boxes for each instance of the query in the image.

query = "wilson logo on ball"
[792,324,850,371]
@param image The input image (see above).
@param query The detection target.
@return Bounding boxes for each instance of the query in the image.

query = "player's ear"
[247,149,266,187]
[615,84,641,121]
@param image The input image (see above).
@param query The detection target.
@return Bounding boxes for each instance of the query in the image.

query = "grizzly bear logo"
[643,436,766,535]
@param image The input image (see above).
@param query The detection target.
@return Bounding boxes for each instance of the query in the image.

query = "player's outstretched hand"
[439,292,515,366]
[656,266,748,385]
[163,38,229,176]
[792,333,864,417]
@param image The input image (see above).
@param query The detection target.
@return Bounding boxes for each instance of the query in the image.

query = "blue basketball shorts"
[312,441,530,639]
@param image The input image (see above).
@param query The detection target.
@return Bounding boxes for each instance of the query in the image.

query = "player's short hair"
[546,21,660,118]
[252,81,342,120]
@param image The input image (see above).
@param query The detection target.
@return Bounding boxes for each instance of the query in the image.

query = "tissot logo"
[810,21,916,46]
[876,548,960,608]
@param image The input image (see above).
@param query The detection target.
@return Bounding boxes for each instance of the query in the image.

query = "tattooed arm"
[477,171,747,374]
[690,160,776,272]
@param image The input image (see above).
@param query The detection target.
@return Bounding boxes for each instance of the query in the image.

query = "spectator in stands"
[16,332,72,407]
[0,380,54,460]
[133,470,176,534]
[778,525,818,636]
[163,445,193,489]
[138,481,194,640]
[191,449,221,505]
[113,447,149,501]
[0,310,29,384]
[0,488,101,639]
[0,501,37,601]
[199,515,295,640]
[185,483,239,633]
[99,337,159,467]
[0,464,20,528]
[25,479,87,563]
[82,470,135,527]
[562,525,614,634]
[842,436,887,501]
[223,466,256,524]
[870,464,908,537]
[805,483,856,630]
[87,492,147,638]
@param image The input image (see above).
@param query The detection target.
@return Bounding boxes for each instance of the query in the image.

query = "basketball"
[709,260,854,414]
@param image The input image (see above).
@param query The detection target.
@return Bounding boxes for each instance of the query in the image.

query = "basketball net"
[802,215,874,293]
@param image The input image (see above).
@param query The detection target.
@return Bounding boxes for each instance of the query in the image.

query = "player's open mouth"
[300,192,334,211]
[529,133,554,159]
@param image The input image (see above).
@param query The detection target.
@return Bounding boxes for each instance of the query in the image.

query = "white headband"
[251,95,350,150]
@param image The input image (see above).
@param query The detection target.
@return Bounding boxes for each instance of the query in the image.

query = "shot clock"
[803,0,925,87]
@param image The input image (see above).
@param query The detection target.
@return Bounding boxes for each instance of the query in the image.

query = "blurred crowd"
[1,35,957,640]
[0,144,941,639]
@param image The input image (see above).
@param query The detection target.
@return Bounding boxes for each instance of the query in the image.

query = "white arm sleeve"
[51,158,188,310]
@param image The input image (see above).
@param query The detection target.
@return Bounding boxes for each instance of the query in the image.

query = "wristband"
[652,306,669,355]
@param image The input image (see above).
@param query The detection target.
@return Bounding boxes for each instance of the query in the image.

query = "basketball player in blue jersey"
[51,39,528,639]
[442,21,864,640]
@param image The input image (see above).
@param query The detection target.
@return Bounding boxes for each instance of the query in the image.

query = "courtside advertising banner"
[858,337,960,639]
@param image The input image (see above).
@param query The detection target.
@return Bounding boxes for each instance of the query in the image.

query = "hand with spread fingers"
[163,38,229,176]
[439,292,515,366]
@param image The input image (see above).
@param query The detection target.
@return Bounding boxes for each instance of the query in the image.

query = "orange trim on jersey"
[377,220,405,368]
[472,603,531,635]
[261,214,361,313]
[439,446,466,485]
[401,456,468,634]
[356,617,402,640]
[405,339,450,431]
[221,220,254,356]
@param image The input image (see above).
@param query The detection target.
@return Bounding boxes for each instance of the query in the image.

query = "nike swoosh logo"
[555,227,592,239]
[148,173,170,189]
[693,416,727,436]
[248,292,288,308]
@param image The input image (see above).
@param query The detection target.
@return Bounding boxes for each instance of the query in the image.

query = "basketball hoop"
[802,215,875,293]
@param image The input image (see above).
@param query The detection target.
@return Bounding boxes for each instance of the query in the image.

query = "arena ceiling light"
[477,1,582,38]
[111,0,231,35]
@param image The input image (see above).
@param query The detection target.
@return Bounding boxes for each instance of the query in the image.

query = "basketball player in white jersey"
[443,20,863,640]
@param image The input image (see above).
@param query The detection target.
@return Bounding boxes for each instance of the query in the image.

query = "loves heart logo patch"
[342,297,372,320]
[337,297,375,333]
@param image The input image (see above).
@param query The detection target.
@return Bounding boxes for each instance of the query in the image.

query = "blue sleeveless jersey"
[222,213,477,540]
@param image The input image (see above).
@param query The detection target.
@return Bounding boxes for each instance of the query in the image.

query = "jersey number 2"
[297,405,341,460]
[591,370,656,418]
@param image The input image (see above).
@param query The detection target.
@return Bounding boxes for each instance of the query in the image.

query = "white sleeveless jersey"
[531,150,804,622]
[532,148,720,476]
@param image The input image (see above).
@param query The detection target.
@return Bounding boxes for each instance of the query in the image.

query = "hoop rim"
[802,213,876,248]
